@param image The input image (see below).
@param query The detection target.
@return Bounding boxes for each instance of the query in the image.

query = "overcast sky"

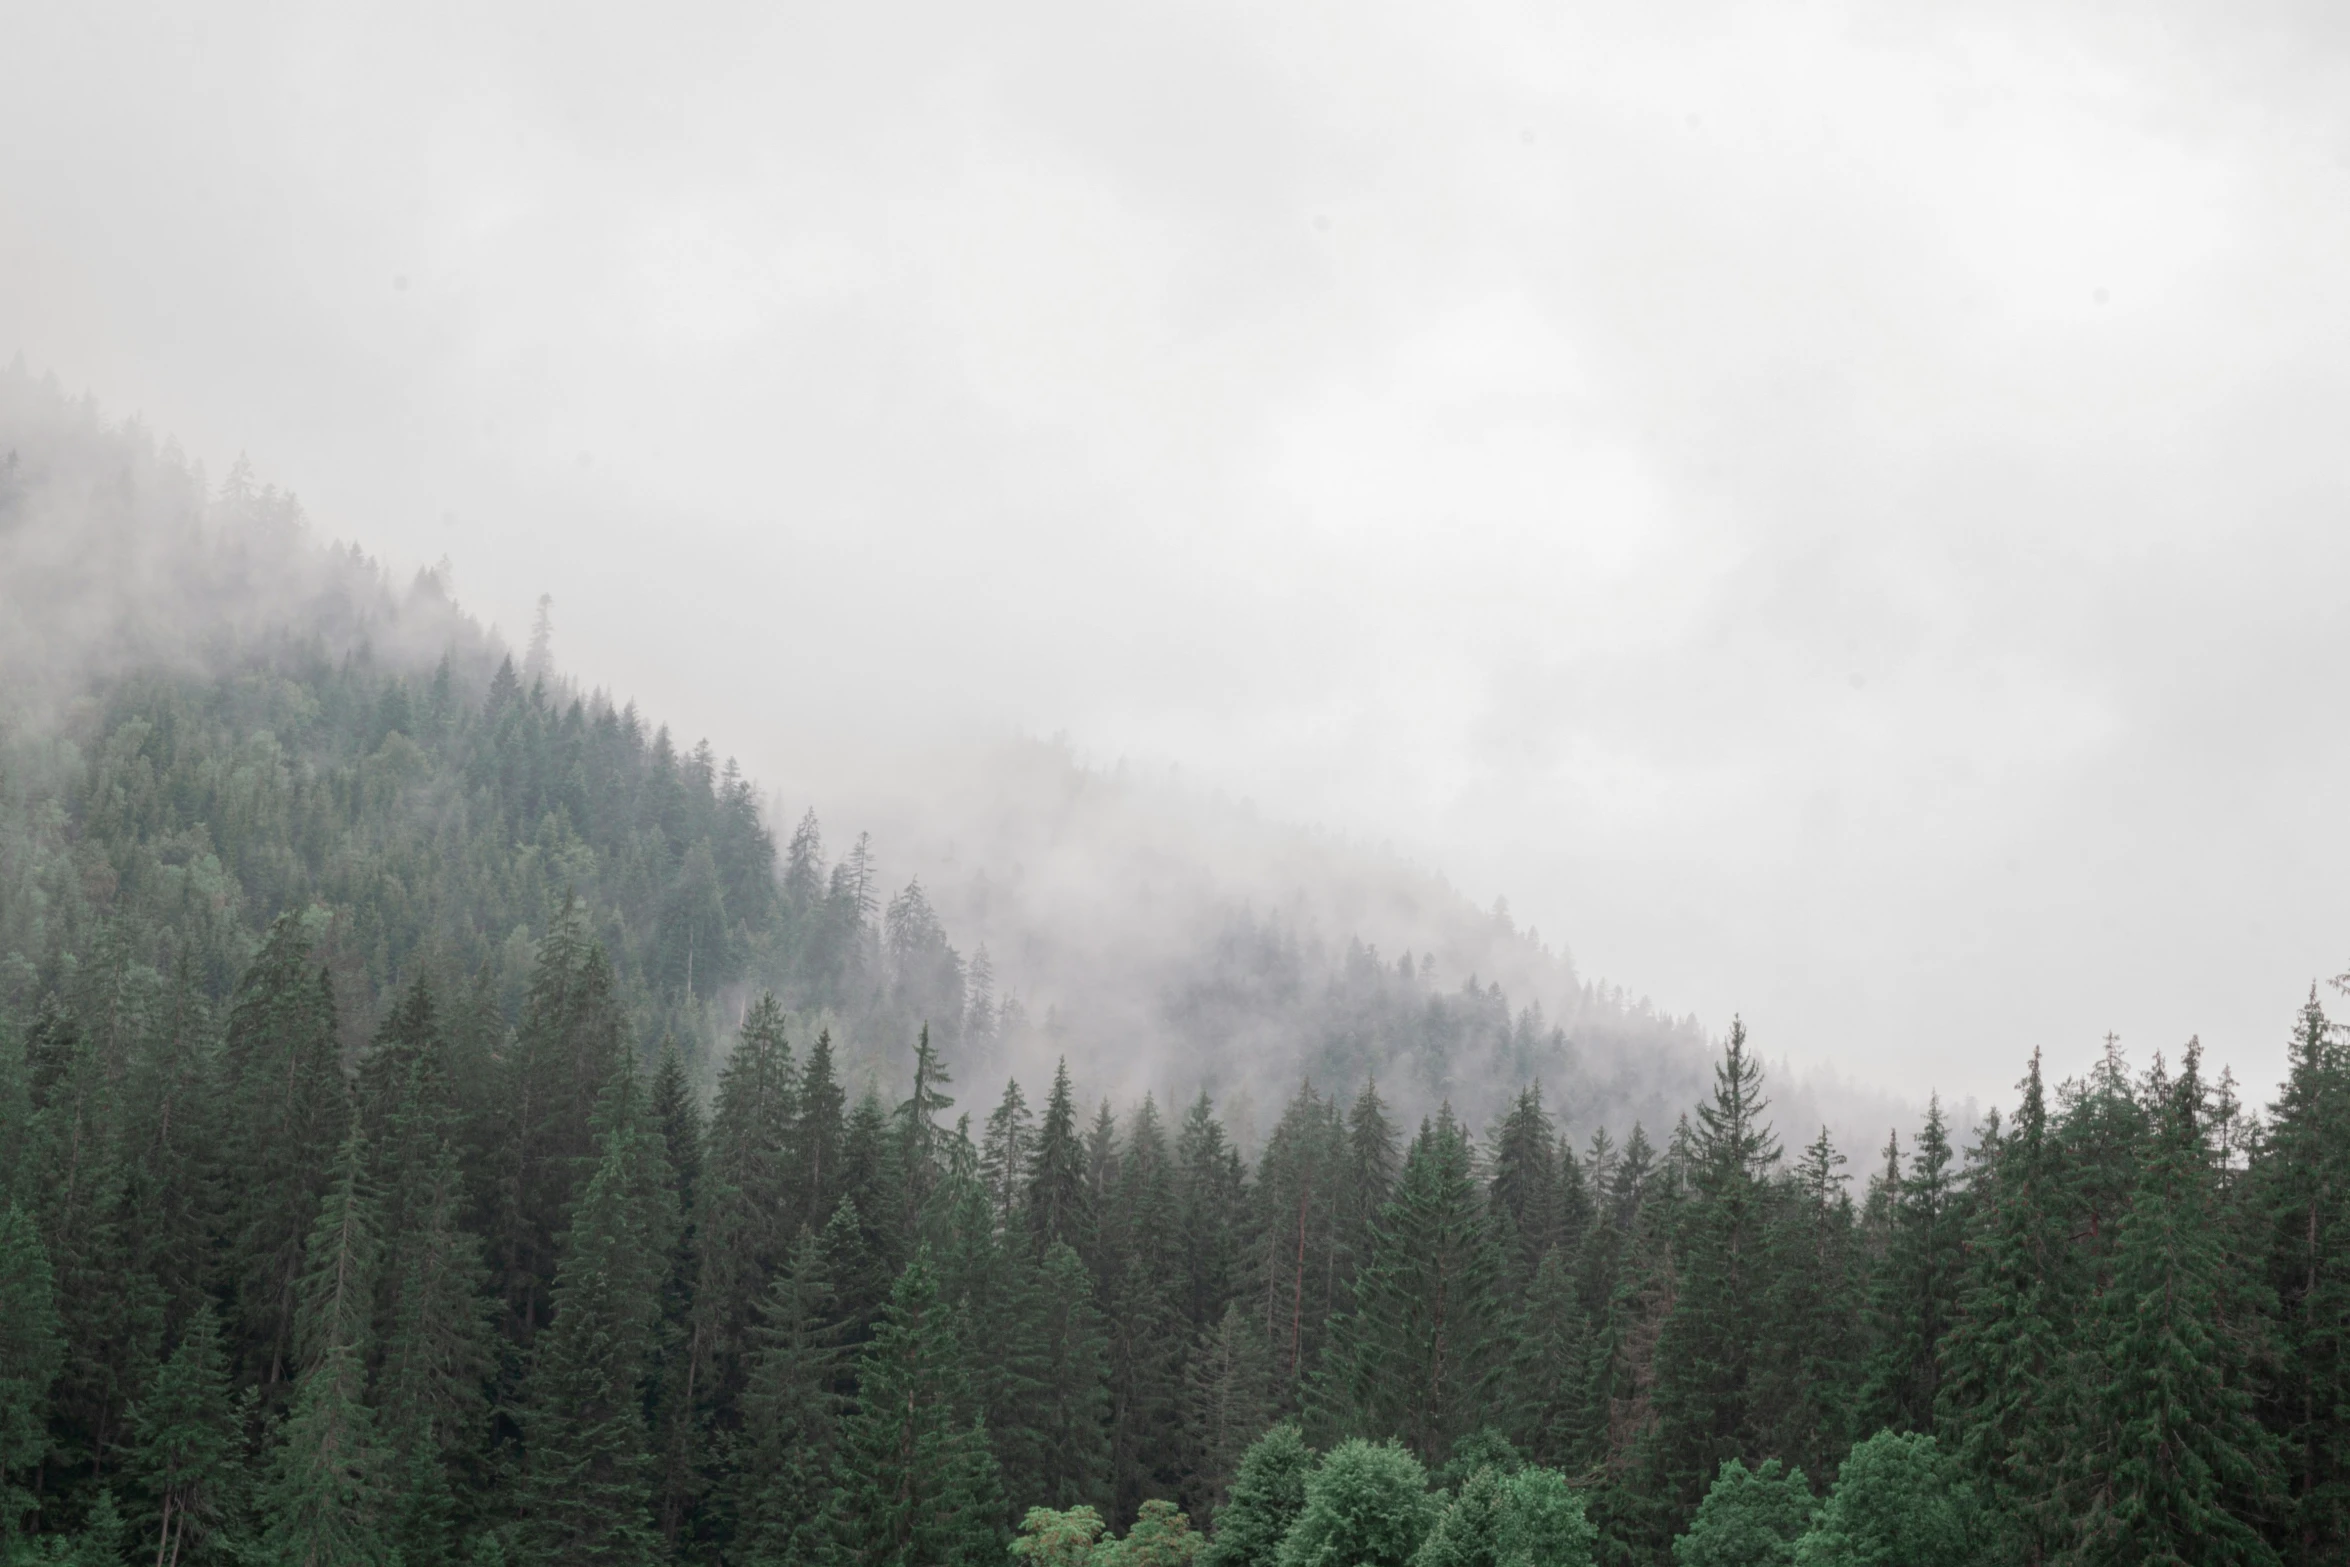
[7,0,2349,1105]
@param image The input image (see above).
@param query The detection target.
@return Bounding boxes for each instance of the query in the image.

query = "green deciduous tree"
[1672,1459,1815,1567]
[1275,1438,1433,1567]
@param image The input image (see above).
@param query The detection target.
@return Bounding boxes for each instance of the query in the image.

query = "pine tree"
[1027,1061,1091,1259]
[1175,1093,1247,1342]
[1753,1129,1860,1483]
[2068,1043,2281,1567]
[982,1080,1036,1236]
[516,1065,673,1567]
[896,1024,955,1224]
[1023,1240,1111,1512]
[1648,1019,1782,1517]
[1936,1051,2080,1564]
[122,949,221,1331]
[1184,1302,1277,1525]
[1323,1109,1504,1463]
[1488,1086,1561,1296]
[824,1251,1006,1567]
[28,992,162,1502]
[374,1132,496,1567]
[1859,1097,1961,1436]
[129,1301,243,1567]
[683,996,798,1487]
[1254,1083,1341,1403]
[0,1200,62,1541]
[221,914,347,1394]
[726,1231,842,1567]
[490,903,628,1347]
[2253,990,2350,1564]
[793,1030,846,1235]
[260,1120,389,1567]
[646,1033,707,1550]
[1504,1246,1589,1468]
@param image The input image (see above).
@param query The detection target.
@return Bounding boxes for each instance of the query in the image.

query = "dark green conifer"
[260,1121,389,1567]
[128,1301,243,1567]
[516,1065,673,1567]
[2068,1044,2282,1567]
[2253,991,2350,1564]
[1201,1423,1314,1567]
[1027,1061,1091,1259]
[1324,1109,1504,1463]
[726,1231,842,1567]
[1859,1097,1961,1435]
[0,1200,62,1541]
[824,1251,1006,1567]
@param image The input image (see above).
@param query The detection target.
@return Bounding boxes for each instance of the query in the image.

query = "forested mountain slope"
[3,365,2344,1567]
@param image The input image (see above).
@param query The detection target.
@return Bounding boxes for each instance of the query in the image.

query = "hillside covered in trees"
[2,366,2346,1567]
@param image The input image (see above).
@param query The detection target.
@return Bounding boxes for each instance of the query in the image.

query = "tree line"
[2,892,2344,1566]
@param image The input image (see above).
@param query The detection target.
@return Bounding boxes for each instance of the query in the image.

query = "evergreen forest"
[3,375,2347,1567]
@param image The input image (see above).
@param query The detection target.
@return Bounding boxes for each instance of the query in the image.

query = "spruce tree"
[1935,1051,2080,1563]
[1503,1246,1589,1468]
[1324,1109,1504,1463]
[824,1250,1006,1567]
[259,1121,389,1567]
[221,914,346,1394]
[1648,1019,1781,1515]
[2253,991,2350,1564]
[1025,1240,1112,1512]
[1184,1303,1277,1525]
[726,1231,842,1567]
[30,994,161,1499]
[1488,1086,1561,1296]
[1859,1097,1961,1436]
[1753,1129,1860,1483]
[0,1200,62,1541]
[128,1301,243,1567]
[1027,1061,1091,1259]
[516,1065,673,1567]
[683,995,798,1478]
[792,1031,846,1235]
[1104,1095,1186,1520]
[490,903,627,1346]
[2068,1045,2282,1567]
[374,1132,496,1567]
[982,1080,1036,1235]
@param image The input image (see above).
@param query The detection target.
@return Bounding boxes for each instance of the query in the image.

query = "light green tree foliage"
[1413,1465,1597,1567]
[1791,1431,1978,1567]
[1097,1500,1205,1567]
[1673,1458,1816,1567]
[1203,1425,1315,1567]
[1008,1506,1110,1567]
[1276,1439,1435,1567]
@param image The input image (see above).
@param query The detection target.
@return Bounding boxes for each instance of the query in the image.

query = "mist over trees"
[4,371,2345,1566]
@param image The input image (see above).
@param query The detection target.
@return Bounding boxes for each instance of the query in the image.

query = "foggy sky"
[7,0,2349,1106]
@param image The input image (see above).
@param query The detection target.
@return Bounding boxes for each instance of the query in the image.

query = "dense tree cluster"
[4,881,2345,1567]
